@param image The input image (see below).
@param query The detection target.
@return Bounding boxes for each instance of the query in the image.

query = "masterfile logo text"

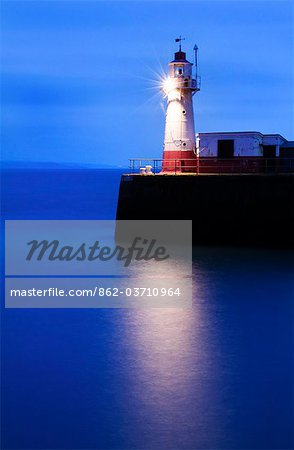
[26,237,170,267]
[5,220,192,308]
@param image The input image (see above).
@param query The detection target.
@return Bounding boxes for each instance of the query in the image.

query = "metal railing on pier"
[129,159,163,174]
[128,157,294,175]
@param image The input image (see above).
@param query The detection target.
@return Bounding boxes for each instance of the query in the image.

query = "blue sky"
[1,0,293,166]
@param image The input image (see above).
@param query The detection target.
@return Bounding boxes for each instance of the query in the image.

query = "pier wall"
[116,174,294,247]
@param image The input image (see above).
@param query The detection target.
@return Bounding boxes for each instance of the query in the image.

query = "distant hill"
[0,161,126,170]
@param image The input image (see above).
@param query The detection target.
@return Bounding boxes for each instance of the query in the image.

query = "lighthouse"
[162,38,200,172]
[117,42,294,248]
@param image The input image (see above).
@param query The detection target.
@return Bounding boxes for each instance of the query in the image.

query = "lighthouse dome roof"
[171,51,191,63]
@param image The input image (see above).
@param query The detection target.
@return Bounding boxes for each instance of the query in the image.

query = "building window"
[263,145,276,158]
[217,140,234,158]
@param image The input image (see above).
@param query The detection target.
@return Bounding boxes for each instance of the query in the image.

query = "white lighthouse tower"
[162,38,200,171]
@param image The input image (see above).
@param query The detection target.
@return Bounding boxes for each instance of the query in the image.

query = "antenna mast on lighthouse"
[194,44,201,92]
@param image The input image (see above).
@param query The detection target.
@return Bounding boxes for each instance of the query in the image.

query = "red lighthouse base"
[162,150,198,173]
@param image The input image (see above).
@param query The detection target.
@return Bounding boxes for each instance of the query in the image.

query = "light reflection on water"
[112,258,224,449]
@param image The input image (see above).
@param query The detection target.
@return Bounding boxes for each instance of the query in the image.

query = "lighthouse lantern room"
[162,38,200,172]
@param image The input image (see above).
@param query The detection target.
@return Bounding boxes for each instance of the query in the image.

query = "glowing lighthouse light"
[162,37,200,172]
[163,77,176,95]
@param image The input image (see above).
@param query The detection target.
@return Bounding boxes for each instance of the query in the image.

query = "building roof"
[198,131,288,141]
[199,131,263,136]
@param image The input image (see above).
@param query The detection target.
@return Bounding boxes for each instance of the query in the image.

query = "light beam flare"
[162,77,176,96]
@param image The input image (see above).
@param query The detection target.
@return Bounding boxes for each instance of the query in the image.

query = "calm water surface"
[1,169,293,449]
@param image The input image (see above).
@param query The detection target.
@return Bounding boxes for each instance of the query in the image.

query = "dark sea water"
[1,169,293,449]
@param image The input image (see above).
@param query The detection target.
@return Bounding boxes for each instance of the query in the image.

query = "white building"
[197,132,292,158]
